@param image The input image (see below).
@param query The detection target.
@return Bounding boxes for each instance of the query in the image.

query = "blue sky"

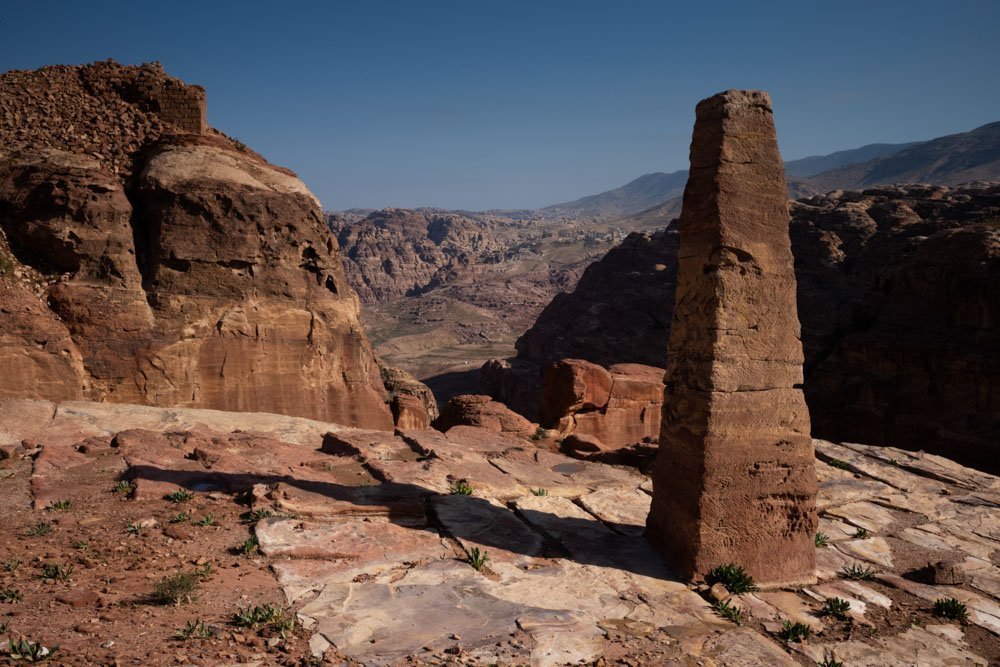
[2,1,998,210]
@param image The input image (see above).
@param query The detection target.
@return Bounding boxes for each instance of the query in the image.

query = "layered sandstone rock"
[539,360,663,452]
[0,63,395,430]
[646,90,818,585]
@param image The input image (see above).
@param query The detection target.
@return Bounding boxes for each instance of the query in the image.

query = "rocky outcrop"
[435,394,537,439]
[646,90,818,586]
[538,360,663,452]
[0,63,394,429]
[500,183,1000,471]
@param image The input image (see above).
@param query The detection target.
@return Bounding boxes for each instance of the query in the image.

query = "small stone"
[708,583,731,603]
[930,559,968,585]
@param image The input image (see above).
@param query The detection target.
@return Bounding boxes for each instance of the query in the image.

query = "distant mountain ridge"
[541,122,999,219]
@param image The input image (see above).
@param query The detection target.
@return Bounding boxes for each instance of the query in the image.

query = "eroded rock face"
[646,90,818,586]
[0,64,395,429]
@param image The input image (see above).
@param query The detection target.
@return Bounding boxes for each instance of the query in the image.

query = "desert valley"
[1,5,999,665]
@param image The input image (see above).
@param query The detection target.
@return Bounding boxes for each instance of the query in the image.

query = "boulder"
[436,394,537,440]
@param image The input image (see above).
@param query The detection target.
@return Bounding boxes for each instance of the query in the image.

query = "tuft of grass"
[822,597,851,620]
[153,571,199,605]
[449,480,474,496]
[169,511,190,524]
[113,479,134,495]
[238,534,259,556]
[125,522,143,536]
[711,599,744,625]
[840,564,876,581]
[827,458,851,470]
[4,559,21,572]
[466,547,490,572]
[814,531,830,548]
[706,564,757,594]
[40,563,73,582]
[530,488,548,496]
[818,654,844,667]
[71,540,90,551]
[933,597,969,623]
[241,509,273,523]
[166,489,195,503]
[233,603,292,631]
[778,620,812,643]
[3,639,57,662]
[174,619,215,640]
[194,513,217,527]
[853,526,870,539]
[47,499,71,511]
[24,521,52,538]
[1,587,23,603]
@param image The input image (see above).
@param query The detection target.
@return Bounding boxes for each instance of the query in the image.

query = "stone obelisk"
[645,90,817,587]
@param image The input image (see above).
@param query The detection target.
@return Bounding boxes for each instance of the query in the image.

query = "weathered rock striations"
[0,63,395,429]
[645,90,818,585]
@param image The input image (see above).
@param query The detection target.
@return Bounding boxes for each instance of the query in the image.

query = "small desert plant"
[112,479,134,495]
[154,571,199,605]
[933,597,969,622]
[814,531,830,547]
[241,508,273,523]
[166,489,195,503]
[3,639,57,662]
[4,559,21,572]
[711,599,744,625]
[0,620,7,633]
[840,564,876,581]
[24,521,52,537]
[449,481,474,496]
[125,522,143,536]
[47,500,71,511]
[1,587,22,603]
[174,619,215,640]
[822,597,851,620]
[778,620,812,643]
[466,547,490,571]
[71,540,90,551]
[530,426,546,441]
[233,603,291,630]
[530,488,548,496]
[706,564,757,594]
[194,513,217,527]
[40,563,73,581]
[853,526,870,539]
[818,654,844,667]
[194,562,214,579]
[827,458,850,470]
[0,253,12,277]
[169,511,190,524]
[238,534,259,555]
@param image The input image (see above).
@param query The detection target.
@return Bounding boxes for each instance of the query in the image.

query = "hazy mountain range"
[541,121,1000,219]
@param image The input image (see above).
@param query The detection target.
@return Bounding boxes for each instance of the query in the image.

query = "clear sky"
[2,0,998,211]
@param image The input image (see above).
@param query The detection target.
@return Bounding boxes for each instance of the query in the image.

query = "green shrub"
[933,597,969,622]
[154,571,199,605]
[706,564,757,594]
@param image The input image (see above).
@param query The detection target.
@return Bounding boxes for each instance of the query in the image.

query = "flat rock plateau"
[1,398,998,665]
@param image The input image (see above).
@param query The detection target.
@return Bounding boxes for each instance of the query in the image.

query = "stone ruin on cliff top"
[646,89,819,587]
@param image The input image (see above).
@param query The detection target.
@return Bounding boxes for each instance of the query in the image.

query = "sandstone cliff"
[0,62,394,429]
[500,184,1000,471]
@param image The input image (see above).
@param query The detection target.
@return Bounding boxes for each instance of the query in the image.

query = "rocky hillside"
[539,124,998,219]
[0,61,395,429]
[507,184,1000,472]
[330,208,505,303]
[808,122,1000,191]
